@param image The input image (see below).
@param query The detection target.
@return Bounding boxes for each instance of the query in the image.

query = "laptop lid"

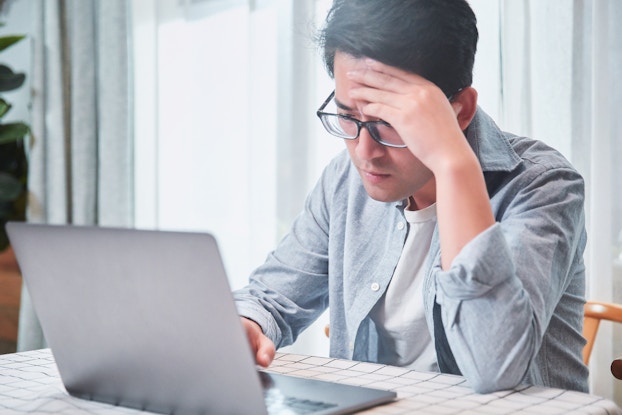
[7,223,396,415]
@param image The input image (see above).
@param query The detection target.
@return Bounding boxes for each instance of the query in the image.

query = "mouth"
[360,168,390,183]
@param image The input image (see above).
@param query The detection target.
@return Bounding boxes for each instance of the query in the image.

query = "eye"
[337,111,357,120]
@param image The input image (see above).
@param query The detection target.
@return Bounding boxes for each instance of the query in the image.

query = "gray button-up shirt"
[234,108,588,393]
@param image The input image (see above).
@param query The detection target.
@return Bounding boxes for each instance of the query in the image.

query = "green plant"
[0,33,29,251]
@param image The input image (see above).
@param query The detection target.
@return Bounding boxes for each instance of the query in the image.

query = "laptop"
[6,222,396,415]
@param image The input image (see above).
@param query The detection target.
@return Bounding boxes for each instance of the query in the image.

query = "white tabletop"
[0,349,619,415]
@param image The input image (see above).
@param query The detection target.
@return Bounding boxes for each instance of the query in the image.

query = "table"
[0,349,619,415]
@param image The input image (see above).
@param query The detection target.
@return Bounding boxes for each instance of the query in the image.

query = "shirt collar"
[465,107,522,172]
[396,107,521,208]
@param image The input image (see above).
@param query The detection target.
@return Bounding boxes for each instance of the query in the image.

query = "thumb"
[241,317,276,367]
[255,333,276,367]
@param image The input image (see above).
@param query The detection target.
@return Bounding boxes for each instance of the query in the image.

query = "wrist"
[431,143,480,180]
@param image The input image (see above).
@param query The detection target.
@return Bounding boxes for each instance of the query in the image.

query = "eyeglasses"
[316,90,407,148]
[316,89,463,148]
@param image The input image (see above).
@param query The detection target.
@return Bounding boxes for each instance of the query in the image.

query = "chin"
[362,186,404,204]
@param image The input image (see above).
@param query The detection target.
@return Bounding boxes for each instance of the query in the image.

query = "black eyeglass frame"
[315,90,408,148]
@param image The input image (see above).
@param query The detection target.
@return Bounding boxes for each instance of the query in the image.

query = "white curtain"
[497,0,622,403]
[18,0,133,351]
[131,0,336,356]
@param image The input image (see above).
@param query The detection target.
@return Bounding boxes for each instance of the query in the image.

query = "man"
[234,0,588,393]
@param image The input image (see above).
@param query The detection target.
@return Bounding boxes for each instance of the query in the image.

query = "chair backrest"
[611,357,622,380]
[583,301,622,366]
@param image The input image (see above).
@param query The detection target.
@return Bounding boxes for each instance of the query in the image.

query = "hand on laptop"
[241,317,276,367]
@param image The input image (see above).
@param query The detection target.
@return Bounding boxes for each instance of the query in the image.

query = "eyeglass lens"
[321,114,404,146]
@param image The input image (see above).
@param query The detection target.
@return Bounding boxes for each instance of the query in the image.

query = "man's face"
[333,52,435,204]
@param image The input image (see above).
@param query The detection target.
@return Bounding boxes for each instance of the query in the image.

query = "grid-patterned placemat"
[0,349,619,415]
[0,349,150,414]
[265,353,622,415]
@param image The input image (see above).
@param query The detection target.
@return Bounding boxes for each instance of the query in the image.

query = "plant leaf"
[0,122,29,144]
[0,65,25,92]
[0,35,25,53]
[0,172,23,202]
[0,98,10,118]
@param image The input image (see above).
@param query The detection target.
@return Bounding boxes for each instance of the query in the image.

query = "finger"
[363,58,422,82]
[346,68,406,93]
[346,59,430,92]
[255,335,276,367]
[358,101,399,124]
[350,79,451,116]
[349,87,403,118]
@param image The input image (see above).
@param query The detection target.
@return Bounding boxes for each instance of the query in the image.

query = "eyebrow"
[334,96,354,111]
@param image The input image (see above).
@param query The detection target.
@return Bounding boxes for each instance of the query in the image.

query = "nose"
[354,126,386,161]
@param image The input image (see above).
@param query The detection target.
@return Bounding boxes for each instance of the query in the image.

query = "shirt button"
[371,282,380,291]
[397,221,405,230]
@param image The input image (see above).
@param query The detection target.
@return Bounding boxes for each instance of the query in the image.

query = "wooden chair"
[611,357,622,380]
[583,301,622,378]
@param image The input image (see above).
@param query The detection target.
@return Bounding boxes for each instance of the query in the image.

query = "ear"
[451,87,478,131]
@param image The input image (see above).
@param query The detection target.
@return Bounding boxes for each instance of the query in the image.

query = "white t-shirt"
[369,203,438,372]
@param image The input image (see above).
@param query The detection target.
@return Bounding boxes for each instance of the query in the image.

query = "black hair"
[317,0,478,96]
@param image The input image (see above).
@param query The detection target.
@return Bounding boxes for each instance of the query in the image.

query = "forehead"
[333,52,370,104]
[334,51,369,73]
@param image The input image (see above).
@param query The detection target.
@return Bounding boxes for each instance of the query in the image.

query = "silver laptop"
[6,222,396,415]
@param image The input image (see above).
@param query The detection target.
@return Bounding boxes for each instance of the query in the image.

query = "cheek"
[392,151,417,170]
[394,153,431,182]
[344,140,357,159]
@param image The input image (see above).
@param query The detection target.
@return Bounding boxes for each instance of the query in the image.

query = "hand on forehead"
[335,52,436,96]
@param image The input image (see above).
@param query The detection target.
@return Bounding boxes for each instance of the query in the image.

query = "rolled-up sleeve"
[434,165,586,393]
